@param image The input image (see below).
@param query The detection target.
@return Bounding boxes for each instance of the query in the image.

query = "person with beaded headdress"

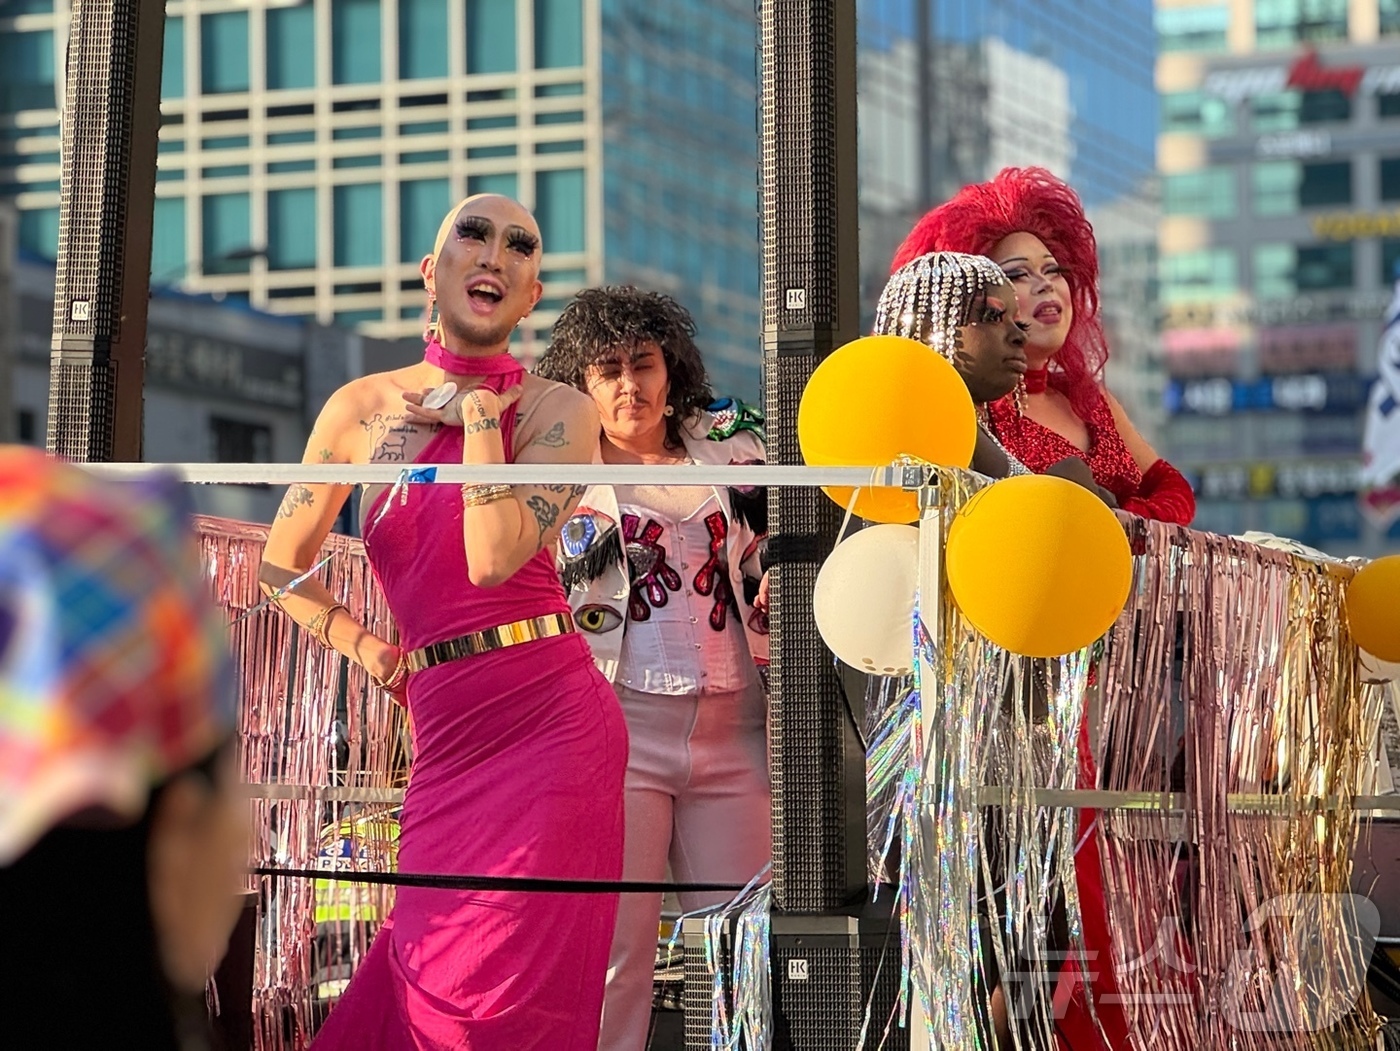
[893,167,1195,526]
[534,286,771,1051]
[875,250,1117,505]
[260,194,627,1050]
[0,448,247,1050]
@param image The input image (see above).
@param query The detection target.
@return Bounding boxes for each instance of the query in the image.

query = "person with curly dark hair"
[536,286,771,1051]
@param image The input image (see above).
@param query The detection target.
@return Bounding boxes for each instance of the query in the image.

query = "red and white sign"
[1203,49,1400,102]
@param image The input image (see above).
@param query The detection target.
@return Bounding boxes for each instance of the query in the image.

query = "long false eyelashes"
[453,216,540,257]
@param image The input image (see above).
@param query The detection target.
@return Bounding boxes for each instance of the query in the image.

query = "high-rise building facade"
[0,0,763,398]
[1156,0,1400,554]
[855,0,1163,429]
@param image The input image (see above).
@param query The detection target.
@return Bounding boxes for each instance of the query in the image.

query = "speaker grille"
[761,0,864,912]
[47,0,164,462]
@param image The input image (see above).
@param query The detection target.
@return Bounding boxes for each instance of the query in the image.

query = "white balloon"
[1359,648,1400,685]
[813,524,920,676]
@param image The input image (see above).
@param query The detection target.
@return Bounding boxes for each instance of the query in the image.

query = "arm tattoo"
[540,483,587,498]
[318,448,333,462]
[526,494,562,543]
[464,417,501,436]
[531,421,567,448]
[277,484,315,519]
[466,391,489,420]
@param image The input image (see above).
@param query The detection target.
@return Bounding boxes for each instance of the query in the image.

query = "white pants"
[597,682,772,1051]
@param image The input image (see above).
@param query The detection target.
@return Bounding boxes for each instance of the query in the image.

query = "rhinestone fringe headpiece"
[873,251,1010,361]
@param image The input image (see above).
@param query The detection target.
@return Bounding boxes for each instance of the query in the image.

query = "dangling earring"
[423,292,438,343]
[1014,376,1027,417]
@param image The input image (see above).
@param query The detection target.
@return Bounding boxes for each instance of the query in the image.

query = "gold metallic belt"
[405,612,576,673]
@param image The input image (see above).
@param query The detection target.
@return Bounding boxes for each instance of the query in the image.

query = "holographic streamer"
[197,515,407,1051]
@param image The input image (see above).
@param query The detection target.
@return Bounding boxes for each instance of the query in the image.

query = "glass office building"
[0,0,764,398]
[1155,0,1400,553]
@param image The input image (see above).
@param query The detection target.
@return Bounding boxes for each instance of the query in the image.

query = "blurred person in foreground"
[0,446,247,1050]
[535,287,771,1051]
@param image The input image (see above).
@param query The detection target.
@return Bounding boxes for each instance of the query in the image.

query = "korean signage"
[1188,459,1363,501]
[1311,210,1400,241]
[144,329,304,410]
[1165,372,1372,417]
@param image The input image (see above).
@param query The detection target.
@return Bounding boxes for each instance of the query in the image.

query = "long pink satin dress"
[310,394,628,1051]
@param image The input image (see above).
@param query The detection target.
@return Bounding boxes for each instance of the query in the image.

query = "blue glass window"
[400,178,449,262]
[18,207,58,260]
[161,18,184,100]
[267,6,315,90]
[0,30,56,112]
[467,0,517,74]
[534,0,582,69]
[201,12,250,94]
[201,193,252,273]
[150,197,186,283]
[400,0,448,79]
[468,172,519,198]
[268,188,318,270]
[333,0,382,85]
[334,183,383,266]
[535,168,584,253]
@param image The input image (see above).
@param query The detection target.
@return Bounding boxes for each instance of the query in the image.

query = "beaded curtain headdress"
[873,251,1010,359]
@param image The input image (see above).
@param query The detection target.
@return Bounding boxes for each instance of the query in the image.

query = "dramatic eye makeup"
[507,231,540,256]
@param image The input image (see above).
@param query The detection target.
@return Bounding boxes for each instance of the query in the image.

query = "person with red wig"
[892,166,1195,526]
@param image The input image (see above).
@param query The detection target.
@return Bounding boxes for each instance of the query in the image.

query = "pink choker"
[423,337,521,377]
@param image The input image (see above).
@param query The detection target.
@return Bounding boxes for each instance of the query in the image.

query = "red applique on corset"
[985,386,1142,503]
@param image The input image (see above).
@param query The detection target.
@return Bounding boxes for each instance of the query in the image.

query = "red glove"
[1119,459,1196,526]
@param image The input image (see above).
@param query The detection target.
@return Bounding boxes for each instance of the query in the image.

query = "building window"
[162,18,184,100]
[1249,91,1346,130]
[1383,93,1400,118]
[1297,160,1350,207]
[1255,0,1348,47]
[1161,248,1238,303]
[1163,169,1237,218]
[201,193,252,273]
[211,417,272,463]
[1161,91,1234,136]
[333,0,382,85]
[18,207,58,260]
[267,6,315,91]
[151,196,186,283]
[1381,158,1400,202]
[1383,238,1400,284]
[268,188,317,270]
[400,177,449,262]
[1381,0,1400,35]
[399,0,448,78]
[1155,5,1229,53]
[333,183,383,267]
[1294,243,1352,290]
[1253,161,1300,215]
[0,30,56,112]
[535,0,583,69]
[16,409,37,445]
[1298,90,1350,123]
[535,168,584,253]
[468,172,519,198]
[1254,243,1296,299]
[467,0,517,74]
[201,12,250,95]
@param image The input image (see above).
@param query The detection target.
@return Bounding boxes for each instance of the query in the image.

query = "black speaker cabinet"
[46,0,164,462]
[682,899,906,1050]
[760,0,865,913]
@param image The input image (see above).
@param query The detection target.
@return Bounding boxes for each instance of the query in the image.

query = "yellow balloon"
[798,335,977,524]
[946,475,1133,657]
[1346,554,1400,662]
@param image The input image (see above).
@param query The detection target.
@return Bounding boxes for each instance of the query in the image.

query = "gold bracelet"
[371,650,409,692]
[307,603,349,648]
[461,483,513,507]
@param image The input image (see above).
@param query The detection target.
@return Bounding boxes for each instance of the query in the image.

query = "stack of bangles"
[462,483,512,507]
[307,603,408,692]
